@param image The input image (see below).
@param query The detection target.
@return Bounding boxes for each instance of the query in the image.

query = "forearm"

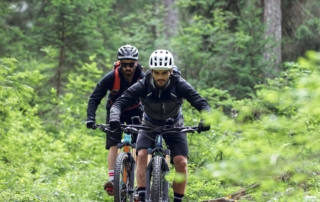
[198,100,211,113]
[87,99,100,120]
[109,105,121,121]
[109,82,143,121]
[87,81,111,119]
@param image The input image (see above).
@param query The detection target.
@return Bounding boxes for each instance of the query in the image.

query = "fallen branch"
[202,183,260,202]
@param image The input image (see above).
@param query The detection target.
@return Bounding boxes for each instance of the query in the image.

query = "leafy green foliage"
[186,51,320,201]
[282,0,320,63]
[174,0,267,99]
[2,0,320,201]
[0,58,34,123]
[0,58,109,201]
[2,51,320,201]
[0,1,28,58]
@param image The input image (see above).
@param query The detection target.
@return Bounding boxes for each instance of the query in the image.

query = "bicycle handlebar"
[94,123,199,134]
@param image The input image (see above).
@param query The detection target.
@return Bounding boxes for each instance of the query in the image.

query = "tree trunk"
[263,0,282,77]
[57,43,64,96]
[163,0,179,38]
[57,13,65,96]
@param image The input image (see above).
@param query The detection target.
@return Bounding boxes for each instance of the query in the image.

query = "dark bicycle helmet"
[117,44,139,61]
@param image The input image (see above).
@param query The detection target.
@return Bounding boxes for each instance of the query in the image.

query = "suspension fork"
[145,148,153,202]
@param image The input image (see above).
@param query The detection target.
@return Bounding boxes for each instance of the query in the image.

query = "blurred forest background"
[1,0,320,201]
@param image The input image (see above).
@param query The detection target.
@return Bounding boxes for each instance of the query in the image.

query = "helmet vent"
[117,44,139,60]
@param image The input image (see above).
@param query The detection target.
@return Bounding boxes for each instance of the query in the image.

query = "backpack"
[109,61,143,111]
[172,65,181,75]
[110,61,144,95]
[110,61,121,95]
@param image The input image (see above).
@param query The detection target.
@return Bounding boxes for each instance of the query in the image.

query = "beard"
[155,79,166,88]
[122,67,135,78]
[123,71,133,78]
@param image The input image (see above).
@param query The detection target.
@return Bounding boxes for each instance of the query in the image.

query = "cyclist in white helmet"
[109,49,211,202]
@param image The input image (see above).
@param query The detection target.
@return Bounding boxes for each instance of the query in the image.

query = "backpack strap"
[110,61,121,95]
[169,82,182,106]
[145,84,152,102]
[109,99,141,110]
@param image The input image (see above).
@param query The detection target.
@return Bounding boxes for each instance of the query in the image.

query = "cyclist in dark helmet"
[86,44,145,196]
[109,49,211,202]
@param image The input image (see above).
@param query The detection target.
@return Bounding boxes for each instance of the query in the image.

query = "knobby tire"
[151,156,163,202]
[114,152,133,202]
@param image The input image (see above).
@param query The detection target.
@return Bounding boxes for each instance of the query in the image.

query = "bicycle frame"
[95,123,139,202]
[116,133,137,197]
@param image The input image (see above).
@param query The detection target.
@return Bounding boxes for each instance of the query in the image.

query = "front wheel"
[114,152,134,202]
[151,156,164,202]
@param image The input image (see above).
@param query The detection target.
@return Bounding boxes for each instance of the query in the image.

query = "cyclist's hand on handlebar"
[109,120,120,130]
[197,120,210,133]
[86,120,96,130]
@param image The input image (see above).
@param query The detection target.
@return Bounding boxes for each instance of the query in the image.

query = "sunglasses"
[121,62,135,68]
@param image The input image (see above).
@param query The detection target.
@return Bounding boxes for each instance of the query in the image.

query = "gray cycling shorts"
[136,115,189,161]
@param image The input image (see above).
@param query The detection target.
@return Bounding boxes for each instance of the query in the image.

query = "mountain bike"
[129,121,198,202]
[96,121,141,202]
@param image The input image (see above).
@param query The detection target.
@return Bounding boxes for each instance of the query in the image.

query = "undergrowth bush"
[2,51,320,201]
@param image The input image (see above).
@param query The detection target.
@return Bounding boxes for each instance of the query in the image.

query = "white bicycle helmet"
[149,49,174,70]
[117,44,139,61]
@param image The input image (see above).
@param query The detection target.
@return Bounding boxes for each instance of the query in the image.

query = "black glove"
[86,120,96,129]
[197,120,210,133]
[109,120,120,130]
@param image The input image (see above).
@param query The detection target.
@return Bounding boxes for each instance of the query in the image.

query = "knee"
[138,149,147,157]
[109,145,117,151]
[137,149,148,163]
[173,156,188,171]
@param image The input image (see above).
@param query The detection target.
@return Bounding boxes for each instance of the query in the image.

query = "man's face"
[120,59,137,79]
[152,70,172,88]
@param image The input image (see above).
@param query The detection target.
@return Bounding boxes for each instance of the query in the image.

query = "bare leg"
[104,145,119,195]
[172,155,188,194]
[136,149,148,187]
[108,145,117,171]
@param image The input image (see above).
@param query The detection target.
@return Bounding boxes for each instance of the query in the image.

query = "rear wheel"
[114,152,133,202]
[151,156,164,202]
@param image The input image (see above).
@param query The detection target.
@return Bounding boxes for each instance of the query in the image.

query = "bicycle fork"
[128,157,136,196]
[145,148,171,202]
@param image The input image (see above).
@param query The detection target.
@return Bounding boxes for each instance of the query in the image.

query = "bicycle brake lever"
[181,127,197,133]
[101,127,109,133]
[125,127,139,134]
[181,129,193,133]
